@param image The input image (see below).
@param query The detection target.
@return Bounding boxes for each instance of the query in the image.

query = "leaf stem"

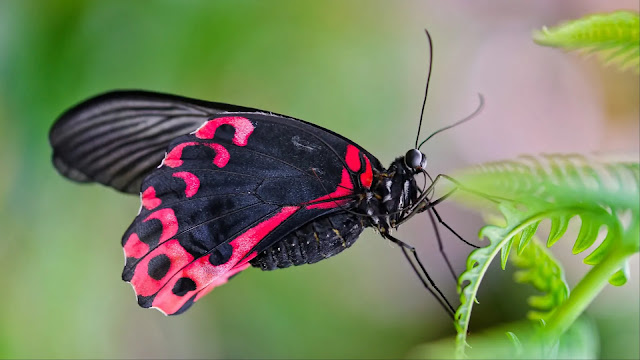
[542,248,628,341]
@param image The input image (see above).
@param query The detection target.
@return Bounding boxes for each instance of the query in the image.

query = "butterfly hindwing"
[121,111,381,314]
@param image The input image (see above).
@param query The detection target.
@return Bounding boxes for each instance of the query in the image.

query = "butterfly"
[49,32,482,316]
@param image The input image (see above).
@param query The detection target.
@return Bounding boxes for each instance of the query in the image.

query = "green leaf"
[452,154,639,357]
[533,11,640,72]
[609,262,629,286]
[511,237,570,321]
[547,215,570,247]
[505,332,523,356]
[501,235,516,270]
[455,202,533,357]
[572,214,602,254]
[583,226,614,265]
[518,221,540,255]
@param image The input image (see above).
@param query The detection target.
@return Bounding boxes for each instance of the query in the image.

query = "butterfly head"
[404,149,427,171]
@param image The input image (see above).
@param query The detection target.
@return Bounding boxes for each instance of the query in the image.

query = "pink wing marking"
[130,239,194,297]
[164,142,230,168]
[195,116,255,146]
[172,172,200,198]
[345,144,361,172]
[194,252,257,302]
[123,233,149,259]
[306,168,354,209]
[151,206,300,315]
[143,208,178,243]
[361,155,373,188]
[141,186,161,210]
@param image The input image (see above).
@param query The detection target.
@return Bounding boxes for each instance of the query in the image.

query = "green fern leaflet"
[511,236,570,321]
[533,11,640,72]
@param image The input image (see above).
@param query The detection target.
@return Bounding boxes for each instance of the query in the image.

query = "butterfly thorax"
[360,156,419,233]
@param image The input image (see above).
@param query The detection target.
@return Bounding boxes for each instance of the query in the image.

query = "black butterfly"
[49,33,481,316]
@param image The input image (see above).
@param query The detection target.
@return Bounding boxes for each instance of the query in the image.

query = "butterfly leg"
[383,233,456,319]
[427,201,479,249]
[423,204,459,283]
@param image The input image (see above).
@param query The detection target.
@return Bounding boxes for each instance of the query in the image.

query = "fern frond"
[454,202,523,358]
[511,237,570,321]
[533,11,640,72]
[452,154,639,357]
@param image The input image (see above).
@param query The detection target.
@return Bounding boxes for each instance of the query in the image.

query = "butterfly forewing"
[49,91,262,193]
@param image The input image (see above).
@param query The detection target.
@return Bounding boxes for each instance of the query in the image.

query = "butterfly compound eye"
[404,149,426,169]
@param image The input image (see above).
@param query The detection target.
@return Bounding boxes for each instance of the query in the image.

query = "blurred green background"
[0,1,638,358]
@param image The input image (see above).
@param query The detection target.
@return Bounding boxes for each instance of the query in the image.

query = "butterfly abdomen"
[250,213,365,271]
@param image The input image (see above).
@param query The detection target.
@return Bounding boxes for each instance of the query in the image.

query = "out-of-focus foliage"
[534,11,640,72]
[511,237,570,321]
[408,316,600,359]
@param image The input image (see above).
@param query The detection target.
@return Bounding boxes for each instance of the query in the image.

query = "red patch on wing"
[195,116,255,146]
[151,206,299,315]
[306,168,353,209]
[123,233,149,259]
[194,253,256,302]
[345,144,361,172]
[141,186,161,210]
[164,142,230,168]
[144,208,178,243]
[172,172,200,198]
[361,155,373,188]
[130,240,194,297]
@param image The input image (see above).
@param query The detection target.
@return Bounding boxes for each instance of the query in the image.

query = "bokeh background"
[0,0,638,358]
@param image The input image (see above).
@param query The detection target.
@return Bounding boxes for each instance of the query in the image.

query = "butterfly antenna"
[417,93,484,151]
[414,29,434,149]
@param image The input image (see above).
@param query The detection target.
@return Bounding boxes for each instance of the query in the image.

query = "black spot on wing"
[122,257,137,282]
[213,123,237,143]
[209,243,233,266]
[147,254,171,280]
[172,277,197,296]
[137,294,155,308]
